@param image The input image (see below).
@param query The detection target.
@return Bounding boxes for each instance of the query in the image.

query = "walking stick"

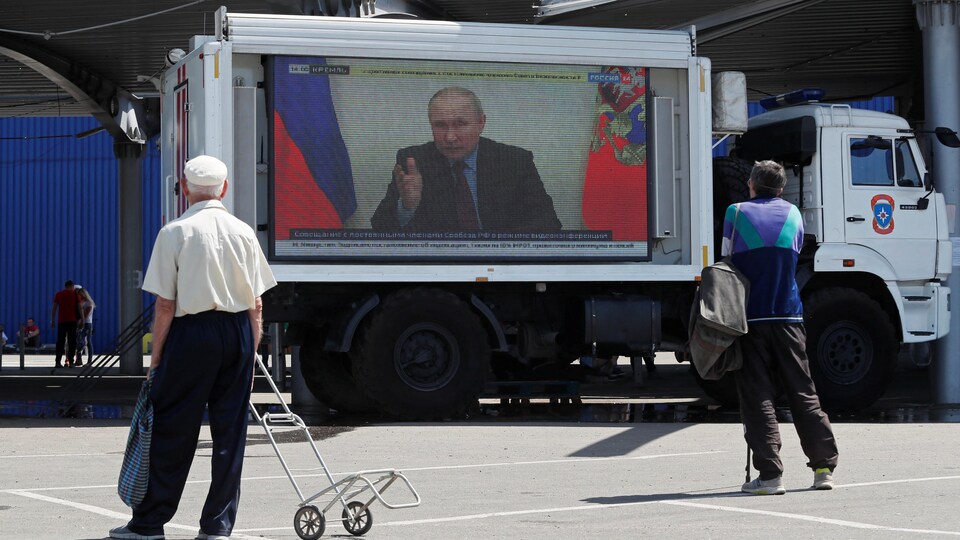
[743,422,751,483]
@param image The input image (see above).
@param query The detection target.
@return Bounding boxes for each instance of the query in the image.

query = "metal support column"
[916,0,960,404]
[115,140,145,375]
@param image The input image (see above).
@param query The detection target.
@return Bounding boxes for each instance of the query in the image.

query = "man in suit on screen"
[371,87,561,233]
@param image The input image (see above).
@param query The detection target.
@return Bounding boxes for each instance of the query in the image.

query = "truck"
[160,8,958,419]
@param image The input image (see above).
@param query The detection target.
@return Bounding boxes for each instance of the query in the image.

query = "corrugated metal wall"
[0,116,161,353]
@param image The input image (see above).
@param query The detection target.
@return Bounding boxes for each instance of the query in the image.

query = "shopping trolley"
[249,355,421,539]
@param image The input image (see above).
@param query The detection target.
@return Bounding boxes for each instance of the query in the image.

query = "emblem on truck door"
[871,194,895,234]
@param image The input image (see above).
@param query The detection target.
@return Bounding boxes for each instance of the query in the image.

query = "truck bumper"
[900,283,951,343]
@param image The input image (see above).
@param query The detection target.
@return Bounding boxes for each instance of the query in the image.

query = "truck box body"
[162,12,713,283]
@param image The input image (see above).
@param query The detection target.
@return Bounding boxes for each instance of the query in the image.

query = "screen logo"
[288,64,350,75]
[587,72,623,83]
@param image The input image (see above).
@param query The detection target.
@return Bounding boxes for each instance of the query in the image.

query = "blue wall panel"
[0,117,161,354]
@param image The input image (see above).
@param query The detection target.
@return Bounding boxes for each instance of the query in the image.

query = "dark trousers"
[129,311,254,537]
[54,321,78,366]
[735,323,839,479]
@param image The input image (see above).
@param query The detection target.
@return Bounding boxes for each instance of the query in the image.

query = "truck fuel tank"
[584,297,661,354]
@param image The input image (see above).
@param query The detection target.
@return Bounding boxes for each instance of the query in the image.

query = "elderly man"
[110,155,277,540]
[722,160,839,496]
[371,86,561,232]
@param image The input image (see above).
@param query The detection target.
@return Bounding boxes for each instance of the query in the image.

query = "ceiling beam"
[0,34,157,142]
[676,0,830,43]
[536,0,623,19]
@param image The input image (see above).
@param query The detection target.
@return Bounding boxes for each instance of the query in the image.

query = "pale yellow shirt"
[143,199,277,317]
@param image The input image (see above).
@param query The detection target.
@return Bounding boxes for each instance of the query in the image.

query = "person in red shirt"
[51,280,82,370]
[19,317,41,348]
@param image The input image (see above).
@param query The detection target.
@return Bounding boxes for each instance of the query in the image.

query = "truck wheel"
[693,368,739,407]
[352,288,490,420]
[804,288,898,411]
[712,157,752,260]
[300,342,375,414]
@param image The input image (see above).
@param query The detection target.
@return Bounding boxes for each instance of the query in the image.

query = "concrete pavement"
[2,419,960,539]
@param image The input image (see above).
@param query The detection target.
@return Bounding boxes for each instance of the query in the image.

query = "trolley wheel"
[294,505,325,540]
[341,501,373,536]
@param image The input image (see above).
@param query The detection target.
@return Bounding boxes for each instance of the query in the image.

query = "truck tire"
[299,342,375,414]
[693,368,740,408]
[352,288,490,420]
[712,157,752,260]
[803,288,898,411]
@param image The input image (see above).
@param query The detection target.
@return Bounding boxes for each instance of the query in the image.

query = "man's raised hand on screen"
[395,157,423,210]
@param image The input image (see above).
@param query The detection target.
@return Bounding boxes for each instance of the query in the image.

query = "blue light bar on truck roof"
[759,88,826,111]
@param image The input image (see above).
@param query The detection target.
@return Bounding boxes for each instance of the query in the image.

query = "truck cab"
[722,101,953,408]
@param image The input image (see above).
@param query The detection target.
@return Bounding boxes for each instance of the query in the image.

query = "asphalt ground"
[2,354,960,539]
[3,418,960,539]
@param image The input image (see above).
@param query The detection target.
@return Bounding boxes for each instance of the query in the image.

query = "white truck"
[160,8,957,418]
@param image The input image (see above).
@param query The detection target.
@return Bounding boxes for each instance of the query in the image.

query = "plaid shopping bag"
[118,372,153,508]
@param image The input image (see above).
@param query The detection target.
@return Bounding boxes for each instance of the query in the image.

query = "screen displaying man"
[371,87,561,233]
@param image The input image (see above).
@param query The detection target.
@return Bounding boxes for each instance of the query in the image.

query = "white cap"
[184,155,228,186]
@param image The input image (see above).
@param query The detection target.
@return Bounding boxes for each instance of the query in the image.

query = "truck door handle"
[846,216,866,222]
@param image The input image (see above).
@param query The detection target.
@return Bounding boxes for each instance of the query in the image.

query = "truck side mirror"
[923,172,932,192]
[935,127,960,148]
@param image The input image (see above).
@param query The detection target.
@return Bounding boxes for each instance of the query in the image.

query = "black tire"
[712,157,752,261]
[294,505,325,540]
[352,288,490,420]
[693,367,740,407]
[804,288,898,411]
[300,341,375,414]
[341,501,373,536]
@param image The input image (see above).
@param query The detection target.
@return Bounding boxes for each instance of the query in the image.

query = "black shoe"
[607,367,626,380]
[74,361,83,367]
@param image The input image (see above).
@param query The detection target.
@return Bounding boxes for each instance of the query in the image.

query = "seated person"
[371,87,561,233]
[19,317,40,348]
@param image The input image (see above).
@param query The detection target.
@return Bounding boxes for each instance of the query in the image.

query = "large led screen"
[268,55,651,260]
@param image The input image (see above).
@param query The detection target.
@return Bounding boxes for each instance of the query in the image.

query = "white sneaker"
[196,532,230,540]
[741,476,786,495]
[813,468,835,490]
[109,525,164,540]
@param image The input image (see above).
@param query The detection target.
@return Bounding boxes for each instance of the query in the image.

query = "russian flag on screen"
[273,56,356,238]
[581,67,648,241]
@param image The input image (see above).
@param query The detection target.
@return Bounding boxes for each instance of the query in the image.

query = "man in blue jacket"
[722,160,838,495]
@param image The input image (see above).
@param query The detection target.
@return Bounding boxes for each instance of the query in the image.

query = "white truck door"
[842,133,935,280]
[160,42,224,222]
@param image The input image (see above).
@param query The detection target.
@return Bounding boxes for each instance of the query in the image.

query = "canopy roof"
[0,0,921,122]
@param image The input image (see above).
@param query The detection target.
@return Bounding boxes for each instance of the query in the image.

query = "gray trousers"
[734,323,839,479]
